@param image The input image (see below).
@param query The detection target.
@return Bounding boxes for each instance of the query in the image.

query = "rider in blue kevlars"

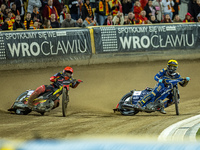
[136,59,190,114]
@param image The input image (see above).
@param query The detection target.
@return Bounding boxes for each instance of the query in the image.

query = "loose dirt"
[0,60,200,140]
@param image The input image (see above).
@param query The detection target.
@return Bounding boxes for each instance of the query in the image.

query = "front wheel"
[118,92,139,116]
[62,88,69,117]
[173,88,179,115]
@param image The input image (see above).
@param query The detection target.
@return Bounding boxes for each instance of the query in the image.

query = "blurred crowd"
[0,0,200,30]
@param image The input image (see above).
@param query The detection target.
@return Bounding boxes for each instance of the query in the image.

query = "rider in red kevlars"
[27,66,81,109]
[135,59,190,114]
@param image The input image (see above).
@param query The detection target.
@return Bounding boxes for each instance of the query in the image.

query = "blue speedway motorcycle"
[113,77,189,116]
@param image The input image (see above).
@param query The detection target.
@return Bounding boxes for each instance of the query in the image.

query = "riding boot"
[158,100,166,114]
[160,107,166,114]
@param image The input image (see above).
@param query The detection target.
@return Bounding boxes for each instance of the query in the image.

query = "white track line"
[158,115,200,141]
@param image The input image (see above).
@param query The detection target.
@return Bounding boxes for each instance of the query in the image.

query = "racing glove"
[159,79,166,83]
[186,77,190,81]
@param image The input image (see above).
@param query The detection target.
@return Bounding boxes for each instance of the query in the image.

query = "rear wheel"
[16,91,28,102]
[62,88,69,117]
[8,91,30,114]
[118,92,139,116]
[173,88,179,115]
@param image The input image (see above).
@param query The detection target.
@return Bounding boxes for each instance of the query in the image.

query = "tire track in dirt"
[0,60,200,140]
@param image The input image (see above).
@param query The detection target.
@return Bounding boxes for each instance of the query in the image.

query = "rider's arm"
[70,80,80,88]
[179,78,189,87]
[69,78,81,88]
[173,73,189,87]
[50,72,62,82]
[154,68,166,82]
[71,82,79,88]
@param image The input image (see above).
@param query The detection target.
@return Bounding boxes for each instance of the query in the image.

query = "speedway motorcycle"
[8,79,82,117]
[113,77,189,116]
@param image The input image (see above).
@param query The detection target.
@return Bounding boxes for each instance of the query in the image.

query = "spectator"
[122,0,133,16]
[13,14,25,30]
[78,0,83,19]
[90,0,95,8]
[112,11,124,25]
[162,0,174,20]
[53,0,62,15]
[75,17,83,26]
[138,10,149,23]
[31,6,42,24]
[103,13,113,25]
[127,12,136,24]
[7,10,15,23]
[1,17,13,30]
[82,14,97,26]
[98,0,111,25]
[140,0,148,9]
[197,13,200,22]
[1,4,7,18]
[134,0,143,19]
[43,19,52,28]
[171,0,181,20]
[68,0,79,20]
[3,0,10,8]
[123,14,128,24]
[11,3,20,17]
[43,0,60,22]
[194,0,200,21]
[60,5,69,23]
[15,0,25,21]
[50,13,60,28]
[27,0,42,15]
[24,12,34,29]
[94,0,100,24]
[0,7,4,28]
[188,0,199,22]
[152,0,162,21]
[113,16,120,25]
[61,13,76,27]
[161,13,172,23]
[82,0,93,20]
[183,12,194,22]
[149,14,160,23]
[144,0,157,20]
[109,0,122,16]
[173,14,182,22]
[4,7,11,17]
[41,0,48,12]
[33,21,40,29]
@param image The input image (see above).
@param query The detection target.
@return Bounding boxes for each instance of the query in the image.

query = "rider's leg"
[157,100,166,114]
[136,83,164,110]
[136,93,155,110]
[28,85,46,108]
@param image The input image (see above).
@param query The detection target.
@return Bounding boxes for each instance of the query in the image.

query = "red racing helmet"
[63,66,73,74]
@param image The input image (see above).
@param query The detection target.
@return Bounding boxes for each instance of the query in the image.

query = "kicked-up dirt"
[0,59,200,140]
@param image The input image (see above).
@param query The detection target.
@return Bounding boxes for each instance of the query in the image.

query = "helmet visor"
[64,71,73,77]
[168,66,177,74]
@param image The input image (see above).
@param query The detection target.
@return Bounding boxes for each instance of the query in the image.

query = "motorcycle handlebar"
[62,79,83,85]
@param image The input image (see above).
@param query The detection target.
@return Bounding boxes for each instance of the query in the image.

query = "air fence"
[0,23,200,70]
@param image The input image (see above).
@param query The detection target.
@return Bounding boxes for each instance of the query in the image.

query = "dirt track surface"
[0,60,200,140]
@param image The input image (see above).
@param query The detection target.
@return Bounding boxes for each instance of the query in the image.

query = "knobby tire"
[62,88,69,117]
[173,88,179,115]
